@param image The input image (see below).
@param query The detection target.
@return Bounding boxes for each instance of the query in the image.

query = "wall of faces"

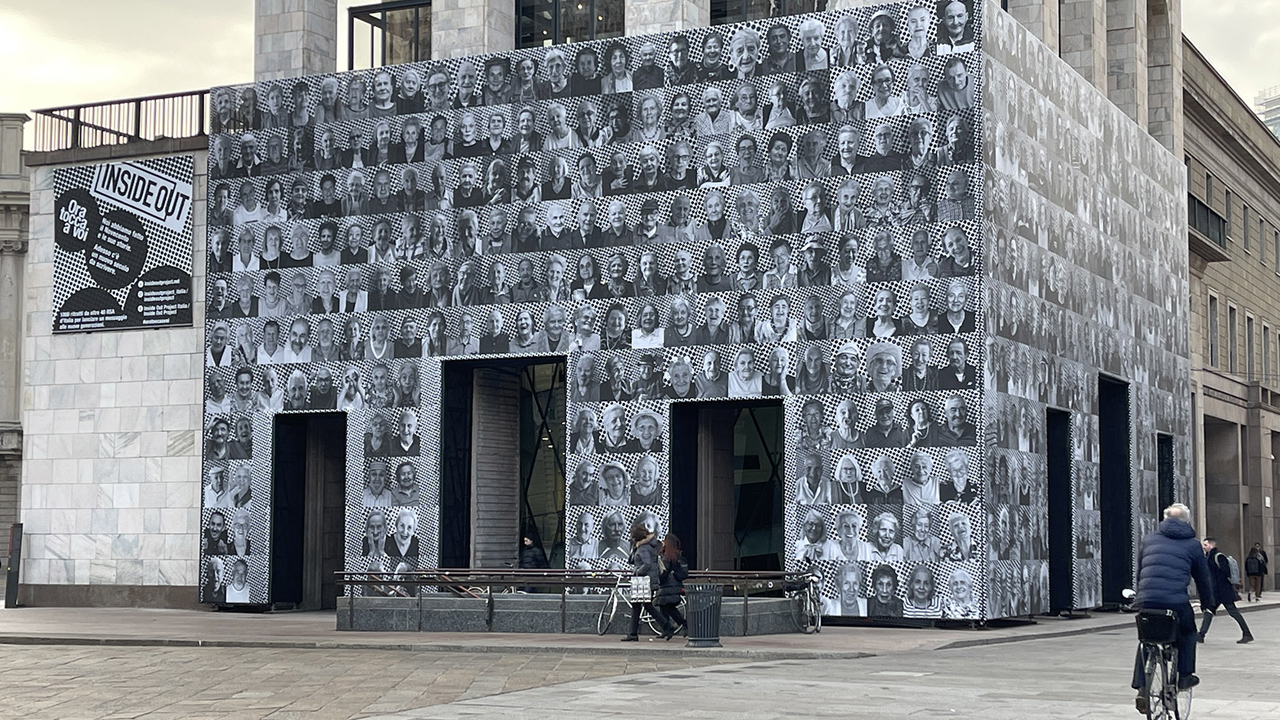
[982,5,1191,614]
[201,0,1000,618]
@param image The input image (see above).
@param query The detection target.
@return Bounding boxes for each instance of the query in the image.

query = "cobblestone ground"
[0,645,730,720]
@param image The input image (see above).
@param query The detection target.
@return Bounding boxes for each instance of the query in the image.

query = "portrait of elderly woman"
[903,506,941,563]
[864,511,905,563]
[902,563,943,619]
[626,409,665,453]
[903,451,940,506]
[867,564,904,618]
[832,561,868,617]
[386,508,419,559]
[794,507,843,565]
[631,455,663,505]
[597,462,631,507]
[943,566,980,619]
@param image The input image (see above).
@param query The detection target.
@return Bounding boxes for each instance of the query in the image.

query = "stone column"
[432,0,515,59]
[1006,0,1060,52]
[626,0,710,35]
[0,113,29,547]
[1105,0,1148,131]
[255,0,338,81]
[1060,0,1108,92]
[1145,0,1181,155]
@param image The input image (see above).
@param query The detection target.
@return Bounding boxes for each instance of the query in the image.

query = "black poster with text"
[52,156,194,333]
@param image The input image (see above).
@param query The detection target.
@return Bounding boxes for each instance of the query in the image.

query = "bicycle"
[1134,607,1193,719]
[596,575,679,636]
[786,571,822,634]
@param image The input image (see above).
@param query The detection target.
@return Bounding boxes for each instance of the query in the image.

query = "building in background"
[20,0,1267,613]
[1185,40,1280,583]
[0,113,28,569]
[1256,85,1280,140]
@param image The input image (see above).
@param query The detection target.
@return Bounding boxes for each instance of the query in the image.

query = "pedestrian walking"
[1245,543,1268,602]
[655,533,690,637]
[1198,537,1254,644]
[621,522,675,641]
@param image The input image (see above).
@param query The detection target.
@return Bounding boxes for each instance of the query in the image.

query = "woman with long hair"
[621,522,676,641]
[655,534,690,636]
[423,310,448,357]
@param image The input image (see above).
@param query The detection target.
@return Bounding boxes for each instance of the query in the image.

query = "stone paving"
[0,644,731,720]
[372,607,1280,720]
[0,604,1275,719]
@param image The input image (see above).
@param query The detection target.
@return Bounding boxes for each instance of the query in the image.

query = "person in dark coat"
[519,536,549,570]
[655,534,690,636]
[621,524,675,641]
[1245,543,1269,601]
[1198,537,1254,644]
[1131,503,1215,702]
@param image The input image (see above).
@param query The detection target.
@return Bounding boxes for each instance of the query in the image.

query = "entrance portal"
[670,401,785,571]
[271,413,347,610]
[440,358,567,569]
[1098,376,1133,605]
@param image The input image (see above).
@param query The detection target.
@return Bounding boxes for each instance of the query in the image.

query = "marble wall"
[18,152,206,593]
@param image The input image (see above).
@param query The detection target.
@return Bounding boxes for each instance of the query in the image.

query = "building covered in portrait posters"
[13,0,1195,623]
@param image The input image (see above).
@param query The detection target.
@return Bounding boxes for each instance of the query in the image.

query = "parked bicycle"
[786,571,822,634]
[596,575,683,636]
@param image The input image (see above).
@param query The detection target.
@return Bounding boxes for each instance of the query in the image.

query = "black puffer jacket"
[655,553,689,605]
[629,534,662,588]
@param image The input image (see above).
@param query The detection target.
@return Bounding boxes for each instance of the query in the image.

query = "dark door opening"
[1156,434,1175,516]
[440,357,566,570]
[670,400,784,571]
[1098,376,1133,606]
[272,412,347,610]
[1046,408,1073,613]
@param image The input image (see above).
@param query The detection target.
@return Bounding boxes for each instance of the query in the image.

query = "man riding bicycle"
[1131,503,1215,711]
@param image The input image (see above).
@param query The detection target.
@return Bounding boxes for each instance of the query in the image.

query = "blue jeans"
[1131,602,1197,689]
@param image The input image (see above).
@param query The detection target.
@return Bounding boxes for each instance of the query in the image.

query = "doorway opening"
[1046,408,1073,613]
[440,357,567,569]
[1156,434,1175,516]
[670,400,785,571]
[1098,376,1133,606]
[271,412,347,610]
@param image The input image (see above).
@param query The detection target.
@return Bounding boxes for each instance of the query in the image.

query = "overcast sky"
[1,1,1276,118]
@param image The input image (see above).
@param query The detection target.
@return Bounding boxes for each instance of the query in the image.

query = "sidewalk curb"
[936,601,1280,651]
[0,634,875,661]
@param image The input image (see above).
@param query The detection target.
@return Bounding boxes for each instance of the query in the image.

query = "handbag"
[629,575,653,603]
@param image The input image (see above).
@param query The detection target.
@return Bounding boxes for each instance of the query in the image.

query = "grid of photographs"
[201,0,992,617]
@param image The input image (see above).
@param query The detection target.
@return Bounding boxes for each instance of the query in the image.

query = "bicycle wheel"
[807,585,823,634]
[596,590,620,636]
[641,605,662,636]
[1170,649,1192,720]
[1142,647,1167,720]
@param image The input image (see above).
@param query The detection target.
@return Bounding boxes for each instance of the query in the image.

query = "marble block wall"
[18,151,207,601]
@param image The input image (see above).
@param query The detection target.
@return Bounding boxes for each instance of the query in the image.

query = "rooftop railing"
[30,89,209,154]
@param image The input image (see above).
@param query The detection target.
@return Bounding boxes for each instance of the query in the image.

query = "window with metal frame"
[517,0,625,48]
[347,0,433,70]
[712,0,828,25]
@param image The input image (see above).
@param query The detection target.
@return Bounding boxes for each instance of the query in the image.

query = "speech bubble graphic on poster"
[52,156,194,334]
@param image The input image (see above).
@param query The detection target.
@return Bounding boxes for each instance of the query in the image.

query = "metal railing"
[337,567,807,632]
[1188,194,1228,249]
[30,89,210,154]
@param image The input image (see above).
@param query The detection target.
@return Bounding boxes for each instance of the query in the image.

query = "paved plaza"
[0,605,1275,719]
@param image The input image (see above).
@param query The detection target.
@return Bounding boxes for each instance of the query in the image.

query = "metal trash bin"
[685,583,723,648]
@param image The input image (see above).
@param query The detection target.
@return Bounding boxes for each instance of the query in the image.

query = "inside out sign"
[91,161,193,234]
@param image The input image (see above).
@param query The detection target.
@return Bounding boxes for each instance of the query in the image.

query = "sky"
[0,1,1276,118]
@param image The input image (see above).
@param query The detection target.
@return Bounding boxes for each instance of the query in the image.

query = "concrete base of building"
[16,584,203,609]
[337,595,799,636]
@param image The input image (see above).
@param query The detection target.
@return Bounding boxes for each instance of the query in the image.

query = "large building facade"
[1185,40,1280,582]
[15,0,1200,616]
